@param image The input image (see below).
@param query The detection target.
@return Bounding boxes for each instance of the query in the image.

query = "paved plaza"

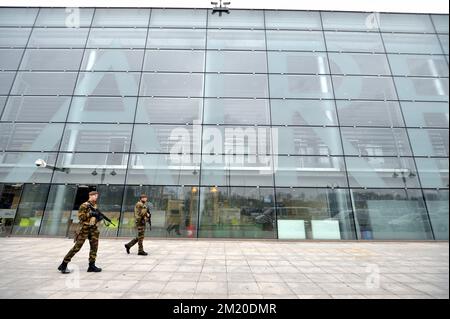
[0,238,448,299]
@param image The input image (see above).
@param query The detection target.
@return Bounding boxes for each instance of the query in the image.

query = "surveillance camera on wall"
[35,159,47,168]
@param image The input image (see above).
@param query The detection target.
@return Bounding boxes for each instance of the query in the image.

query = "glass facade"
[0,7,448,240]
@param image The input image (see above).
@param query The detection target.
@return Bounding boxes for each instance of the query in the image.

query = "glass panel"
[207,29,265,50]
[383,33,442,54]
[424,190,449,240]
[203,99,270,125]
[0,152,57,183]
[408,128,449,157]
[0,184,22,237]
[2,96,71,122]
[265,11,322,30]
[131,124,201,154]
[94,185,123,237]
[126,153,200,185]
[74,72,140,96]
[81,49,144,71]
[276,188,355,240]
[415,158,449,188]
[144,50,205,72]
[202,126,272,155]
[87,28,147,48]
[0,8,38,26]
[0,49,23,70]
[150,9,206,28]
[92,8,150,27]
[401,102,449,128]
[269,75,333,99]
[395,77,449,102]
[352,189,433,240]
[136,98,203,124]
[328,53,391,75]
[276,127,343,155]
[0,28,31,48]
[28,28,89,48]
[200,154,274,186]
[39,184,77,236]
[271,100,338,126]
[140,73,204,97]
[11,184,50,236]
[346,157,420,188]
[336,101,404,127]
[205,74,268,98]
[0,96,6,116]
[0,123,64,151]
[266,30,325,51]
[333,76,397,100]
[438,35,449,54]
[322,12,379,31]
[60,124,132,152]
[325,31,384,53]
[432,15,449,34]
[67,97,136,123]
[0,72,15,95]
[52,153,128,184]
[341,128,412,156]
[379,13,434,33]
[147,29,206,49]
[198,187,276,239]
[268,51,329,74]
[20,49,84,71]
[274,156,348,187]
[388,54,449,77]
[208,9,264,29]
[35,8,94,27]
[119,185,199,238]
[206,51,266,73]
[11,72,78,95]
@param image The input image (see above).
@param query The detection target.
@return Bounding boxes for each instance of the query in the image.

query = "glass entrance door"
[0,184,23,237]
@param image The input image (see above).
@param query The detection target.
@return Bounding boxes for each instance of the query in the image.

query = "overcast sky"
[0,0,448,14]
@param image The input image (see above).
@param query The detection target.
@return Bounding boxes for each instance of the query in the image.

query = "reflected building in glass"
[0,7,448,240]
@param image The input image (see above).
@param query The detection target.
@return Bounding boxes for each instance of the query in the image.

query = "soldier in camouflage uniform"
[124,194,150,256]
[58,191,102,274]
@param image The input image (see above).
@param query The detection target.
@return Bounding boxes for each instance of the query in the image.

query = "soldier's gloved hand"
[89,210,100,219]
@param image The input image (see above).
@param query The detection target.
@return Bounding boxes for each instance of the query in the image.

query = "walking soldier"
[58,191,103,274]
[124,194,150,256]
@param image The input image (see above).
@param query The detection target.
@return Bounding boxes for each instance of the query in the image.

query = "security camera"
[35,159,47,168]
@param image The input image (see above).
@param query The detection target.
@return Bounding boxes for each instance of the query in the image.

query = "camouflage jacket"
[134,201,150,226]
[79,201,98,226]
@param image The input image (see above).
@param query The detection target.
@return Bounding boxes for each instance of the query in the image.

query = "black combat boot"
[124,244,130,254]
[58,261,70,274]
[138,251,148,256]
[87,262,102,272]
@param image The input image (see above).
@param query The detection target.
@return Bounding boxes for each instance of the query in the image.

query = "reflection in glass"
[408,128,449,157]
[383,33,443,54]
[379,13,434,33]
[119,185,199,238]
[75,72,140,96]
[207,51,266,73]
[415,158,449,189]
[205,74,268,98]
[276,188,355,239]
[266,30,325,51]
[325,31,384,53]
[35,8,94,27]
[388,54,448,77]
[81,49,144,71]
[2,96,71,122]
[39,184,77,236]
[150,9,206,28]
[0,123,64,152]
[336,101,404,127]
[277,127,343,155]
[341,128,412,156]
[126,153,200,186]
[136,98,203,124]
[401,102,449,128]
[207,29,265,50]
[271,100,337,126]
[67,97,136,123]
[147,29,206,49]
[203,99,270,125]
[0,28,31,48]
[28,28,89,48]
[322,12,379,31]
[333,76,397,100]
[0,152,56,184]
[144,50,205,72]
[0,184,22,237]
[92,9,150,27]
[275,156,348,187]
[265,11,321,30]
[11,72,78,95]
[11,184,50,236]
[20,49,83,71]
[87,28,147,48]
[52,153,128,184]
[0,73,17,94]
[198,187,276,239]
[346,157,420,188]
[394,77,449,102]
[140,73,204,97]
[269,75,333,99]
[424,190,449,240]
[268,52,329,74]
[351,189,433,240]
[0,49,23,70]
[328,53,390,75]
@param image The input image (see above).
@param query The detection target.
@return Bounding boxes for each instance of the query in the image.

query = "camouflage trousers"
[126,225,145,253]
[64,224,99,263]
